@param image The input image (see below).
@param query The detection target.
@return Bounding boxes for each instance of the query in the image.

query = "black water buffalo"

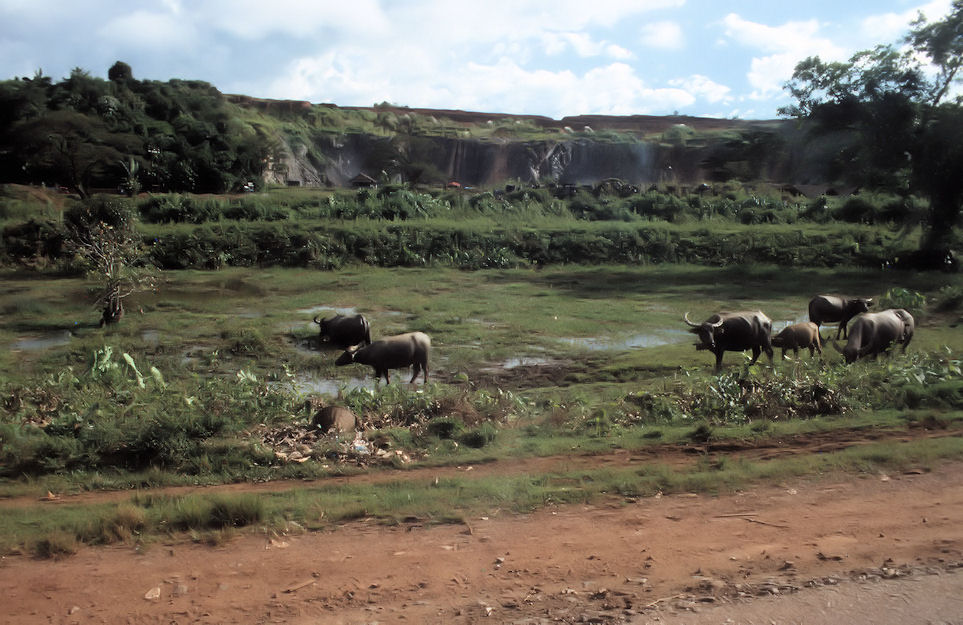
[808,295,872,339]
[684,311,774,371]
[335,331,430,384]
[832,308,914,363]
[313,313,371,349]
[771,322,822,359]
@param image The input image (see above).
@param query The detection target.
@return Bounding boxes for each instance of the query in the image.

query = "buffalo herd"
[313,313,430,384]
[685,295,914,370]
[315,292,913,387]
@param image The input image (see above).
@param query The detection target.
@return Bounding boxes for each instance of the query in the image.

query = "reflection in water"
[296,305,359,317]
[772,314,812,333]
[13,331,72,351]
[272,373,377,398]
[559,329,689,351]
[502,356,554,369]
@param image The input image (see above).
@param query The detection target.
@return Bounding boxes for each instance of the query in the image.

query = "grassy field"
[1,262,962,554]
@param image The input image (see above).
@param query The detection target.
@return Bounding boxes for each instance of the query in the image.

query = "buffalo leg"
[748,346,761,365]
[714,350,724,371]
[410,361,428,384]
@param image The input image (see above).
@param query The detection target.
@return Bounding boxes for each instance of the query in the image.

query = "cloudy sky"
[0,0,954,120]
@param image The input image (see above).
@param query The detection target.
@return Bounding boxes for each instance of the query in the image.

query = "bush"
[426,416,464,439]
[879,287,927,316]
[459,422,497,448]
[139,194,222,223]
[835,197,877,223]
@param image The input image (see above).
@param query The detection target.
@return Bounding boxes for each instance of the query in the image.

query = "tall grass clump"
[627,350,962,425]
[0,346,290,477]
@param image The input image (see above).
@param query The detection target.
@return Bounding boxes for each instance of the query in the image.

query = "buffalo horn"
[831,339,844,353]
[683,312,700,328]
[313,315,323,325]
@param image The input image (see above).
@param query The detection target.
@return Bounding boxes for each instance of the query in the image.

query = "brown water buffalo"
[335,331,430,384]
[314,313,371,349]
[831,308,914,363]
[771,322,822,359]
[684,311,774,371]
[808,295,872,339]
[312,405,358,434]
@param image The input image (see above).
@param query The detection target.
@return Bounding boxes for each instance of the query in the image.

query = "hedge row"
[138,221,900,270]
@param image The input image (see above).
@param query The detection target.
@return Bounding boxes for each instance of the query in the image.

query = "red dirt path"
[2,458,962,624]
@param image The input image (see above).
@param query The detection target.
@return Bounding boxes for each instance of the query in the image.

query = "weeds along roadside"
[1,341,962,556]
[2,344,961,485]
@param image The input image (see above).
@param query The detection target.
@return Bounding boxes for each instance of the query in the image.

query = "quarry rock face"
[270,134,713,188]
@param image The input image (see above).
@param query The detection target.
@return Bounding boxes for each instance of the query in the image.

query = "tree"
[13,110,139,196]
[108,61,134,85]
[781,2,963,250]
[64,199,154,326]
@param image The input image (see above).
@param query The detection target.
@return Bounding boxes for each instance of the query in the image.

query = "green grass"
[1,261,962,554]
[2,433,961,556]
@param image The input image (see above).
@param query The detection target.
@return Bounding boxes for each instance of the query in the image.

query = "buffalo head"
[684,312,724,351]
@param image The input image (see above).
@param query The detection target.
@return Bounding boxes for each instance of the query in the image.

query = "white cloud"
[541,33,635,59]
[99,11,195,50]
[606,44,635,60]
[269,53,698,117]
[721,13,847,97]
[860,0,952,43]
[640,21,684,50]
[669,75,732,103]
[197,0,390,39]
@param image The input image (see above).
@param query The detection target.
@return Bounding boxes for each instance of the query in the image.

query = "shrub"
[835,197,877,223]
[208,495,264,528]
[879,287,926,316]
[139,194,221,223]
[933,285,963,312]
[459,422,497,448]
[426,416,464,439]
[32,531,79,559]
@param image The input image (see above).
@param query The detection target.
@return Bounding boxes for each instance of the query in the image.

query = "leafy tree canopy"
[0,63,273,195]
[781,1,963,249]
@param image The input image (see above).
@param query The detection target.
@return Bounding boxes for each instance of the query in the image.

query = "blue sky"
[0,0,954,120]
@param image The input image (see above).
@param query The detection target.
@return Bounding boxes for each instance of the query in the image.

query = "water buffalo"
[313,313,371,349]
[684,311,774,371]
[808,295,872,339]
[312,405,358,434]
[831,308,914,363]
[335,331,430,384]
[771,322,822,359]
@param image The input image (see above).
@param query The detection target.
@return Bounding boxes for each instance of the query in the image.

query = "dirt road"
[2,460,962,624]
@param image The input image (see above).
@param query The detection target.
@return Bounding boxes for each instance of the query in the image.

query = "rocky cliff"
[251,101,808,189]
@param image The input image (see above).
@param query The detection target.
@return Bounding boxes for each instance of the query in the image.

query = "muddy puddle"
[271,373,377,398]
[12,330,72,351]
[296,305,359,317]
[502,356,556,369]
[559,329,689,351]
